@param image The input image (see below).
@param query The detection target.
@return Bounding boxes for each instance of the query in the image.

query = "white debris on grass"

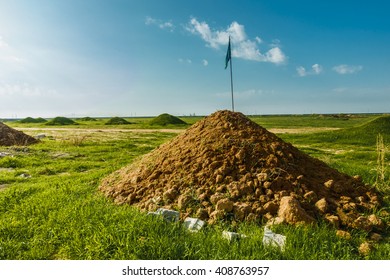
[0,152,13,157]
[0,168,14,172]
[145,208,284,250]
[262,226,286,251]
[222,231,247,242]
[183,218,205,232]
[147,208,180,222]
[35,133,46,139]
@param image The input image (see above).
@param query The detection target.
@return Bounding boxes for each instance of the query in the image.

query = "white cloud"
[186,17,227,48]
[0,55,24,63]
[312,64,323,74]
[178,58,192,64]
[145,16,156,25]
[186,17,286,64]
[0,82,59,97]
[159,22,174,30]
[333,64,363,74]
[296,66,307,77]
[0,36,8,48]
[227,21,246,42]
[232,39,259,60]
[145,16,175,32]
[0,36,26,66]
[235,89,265,99]
[265,47,286,64]
[296,64,323,77]
[333,87,349,93]
[270,39,281,48]
[202,59,208,66]
[215,88,274,99]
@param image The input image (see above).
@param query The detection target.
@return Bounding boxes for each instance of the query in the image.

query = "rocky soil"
[0,122,38,146]
[99,110,384,232]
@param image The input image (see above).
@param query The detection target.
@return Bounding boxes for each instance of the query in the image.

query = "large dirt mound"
[100,111,383,232]
[0,122,38,146]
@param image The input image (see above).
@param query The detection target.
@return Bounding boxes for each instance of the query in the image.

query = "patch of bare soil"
[0,122,38,146]
[99,110,384,232]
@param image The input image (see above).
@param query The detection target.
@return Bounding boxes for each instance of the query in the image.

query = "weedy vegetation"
[0,114,389,260]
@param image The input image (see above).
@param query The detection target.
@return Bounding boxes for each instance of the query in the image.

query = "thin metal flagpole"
[229,38,234,112]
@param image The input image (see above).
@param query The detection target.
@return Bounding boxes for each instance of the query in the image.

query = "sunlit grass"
[0,115,389,260]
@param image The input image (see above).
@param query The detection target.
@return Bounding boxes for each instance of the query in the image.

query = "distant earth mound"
[78,117,97,121]
[356,115,390,135]
[46,117,77,126]
[0,122,38,146]
[149,113,187,126]
[100,110,383,232]
[105,117,132,125]
[328,115,390,145]
[19,117,47,123]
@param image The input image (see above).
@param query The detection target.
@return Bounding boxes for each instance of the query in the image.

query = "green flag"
[225,37,231,69]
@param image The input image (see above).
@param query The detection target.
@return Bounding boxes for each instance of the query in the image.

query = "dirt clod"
[358,241,373,256]
[278,196,316,225]
[336,229,351,240]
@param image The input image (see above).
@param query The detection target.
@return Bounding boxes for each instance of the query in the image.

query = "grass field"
[0,114,389,260]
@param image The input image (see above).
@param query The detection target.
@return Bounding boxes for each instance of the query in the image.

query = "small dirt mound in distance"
[46,117,77,126]
[149,113,187,126]
[0,122,38,146]
[100,110,384,233]
[105,117,132,125]
[19,117,47,123]
[78,117,97,122]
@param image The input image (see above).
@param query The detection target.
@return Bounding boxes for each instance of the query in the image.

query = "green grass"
[105,117,133,125]
[282,115,390,147]
[5,116,194,130]
[249,114,378,129]
[149,113,187,126]
[46,116,78,126]
[18,117,47,124]
[4,113,377,130]
[0,114,389,260]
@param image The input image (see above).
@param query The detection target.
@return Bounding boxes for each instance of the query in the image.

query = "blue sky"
[0,0,389,118]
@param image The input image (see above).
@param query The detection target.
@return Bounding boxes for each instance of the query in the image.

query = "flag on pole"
[225,36,234,112]
[225,36,231,69]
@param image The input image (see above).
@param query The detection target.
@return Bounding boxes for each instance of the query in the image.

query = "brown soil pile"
[0,122,38,146]
[99,111,383,232]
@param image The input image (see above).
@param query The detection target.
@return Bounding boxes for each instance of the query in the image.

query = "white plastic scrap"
[222,231,247,242]
[35,133,46,139]
[0,152,12,158]
[183,218,205,232]
[262,226,286,251]
[147,208,180,222]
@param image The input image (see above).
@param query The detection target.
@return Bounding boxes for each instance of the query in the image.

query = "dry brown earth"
[0,122,38,146]
[99,110,383,232]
